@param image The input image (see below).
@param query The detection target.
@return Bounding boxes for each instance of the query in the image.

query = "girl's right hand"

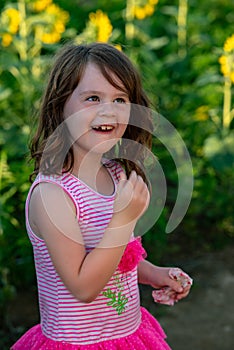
[113,171,150,225]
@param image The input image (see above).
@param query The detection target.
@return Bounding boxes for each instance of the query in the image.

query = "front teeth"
[93,125,114,131]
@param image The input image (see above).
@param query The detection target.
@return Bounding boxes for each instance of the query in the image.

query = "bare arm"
[29,171,150,303]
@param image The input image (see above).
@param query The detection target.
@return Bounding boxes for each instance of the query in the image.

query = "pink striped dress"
[11,160,171,350]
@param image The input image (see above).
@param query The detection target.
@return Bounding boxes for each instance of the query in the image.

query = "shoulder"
[31,180,62,200]
[28,179,82,243]
[30,179,77,222]
[30,178,76,211]
[30,173,68,201]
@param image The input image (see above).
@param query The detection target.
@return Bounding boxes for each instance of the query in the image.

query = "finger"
[117,172,127,191]
[134,175,147,193]
[144,188,151,209]
[168,280,184,293]
[139,179,149,195]
[135,177,150,211]
[176,284,191,298]
[138,182,150,204]
[128,170,137,188]
[136,175,144,187]
[119,171,127,182]
[176,290,190,301]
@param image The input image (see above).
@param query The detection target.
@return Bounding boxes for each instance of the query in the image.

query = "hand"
[151,266,192,305]
[113,171,150,224]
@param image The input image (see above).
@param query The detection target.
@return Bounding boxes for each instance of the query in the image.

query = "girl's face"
[63,62,130,159]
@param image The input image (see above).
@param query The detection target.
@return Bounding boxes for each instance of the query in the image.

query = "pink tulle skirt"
[11,307,171,350]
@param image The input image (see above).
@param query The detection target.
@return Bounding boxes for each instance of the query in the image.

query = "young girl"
[12,42,192,349]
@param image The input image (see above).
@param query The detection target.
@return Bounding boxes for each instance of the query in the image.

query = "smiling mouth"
[92,125,115,132]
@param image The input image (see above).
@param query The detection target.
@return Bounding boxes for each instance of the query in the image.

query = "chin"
[90,139,119,154]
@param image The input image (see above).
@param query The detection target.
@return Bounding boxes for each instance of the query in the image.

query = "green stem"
[18,0,28,61]
[0,152,4,235]
[222,77,232,130]
[125,0,135,41]
[177,0,188,57]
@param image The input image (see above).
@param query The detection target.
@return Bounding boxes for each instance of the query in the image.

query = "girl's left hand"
[150,266,192,303]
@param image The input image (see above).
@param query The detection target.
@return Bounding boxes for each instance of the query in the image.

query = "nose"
[97,102,115,118]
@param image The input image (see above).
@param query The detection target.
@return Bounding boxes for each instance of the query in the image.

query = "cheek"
[64,111,89,143]
[64,90,84,118]
[119,123,128,137]
[117,104,131,127]
[63,96,74,118]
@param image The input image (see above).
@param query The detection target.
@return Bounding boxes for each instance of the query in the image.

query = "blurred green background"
[0,0,233,348]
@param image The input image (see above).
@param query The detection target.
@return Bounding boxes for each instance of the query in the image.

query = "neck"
[71,152,115,196]
[72,151,103,180]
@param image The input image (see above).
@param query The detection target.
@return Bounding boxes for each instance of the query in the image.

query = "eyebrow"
[79,90,129,98]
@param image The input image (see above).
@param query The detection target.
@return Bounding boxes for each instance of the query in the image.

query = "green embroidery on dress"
[102,273,128,315]
[102,288,128,315]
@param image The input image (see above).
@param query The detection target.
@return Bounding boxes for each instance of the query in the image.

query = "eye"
[86,95,100,102]
[114,97,127,104]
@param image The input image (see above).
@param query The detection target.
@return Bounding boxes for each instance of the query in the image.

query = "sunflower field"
[0,0,233,347]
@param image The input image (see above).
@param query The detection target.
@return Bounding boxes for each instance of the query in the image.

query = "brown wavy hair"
[30,42,153,183]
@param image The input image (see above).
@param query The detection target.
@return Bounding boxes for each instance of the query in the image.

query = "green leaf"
[204,132,234,171]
